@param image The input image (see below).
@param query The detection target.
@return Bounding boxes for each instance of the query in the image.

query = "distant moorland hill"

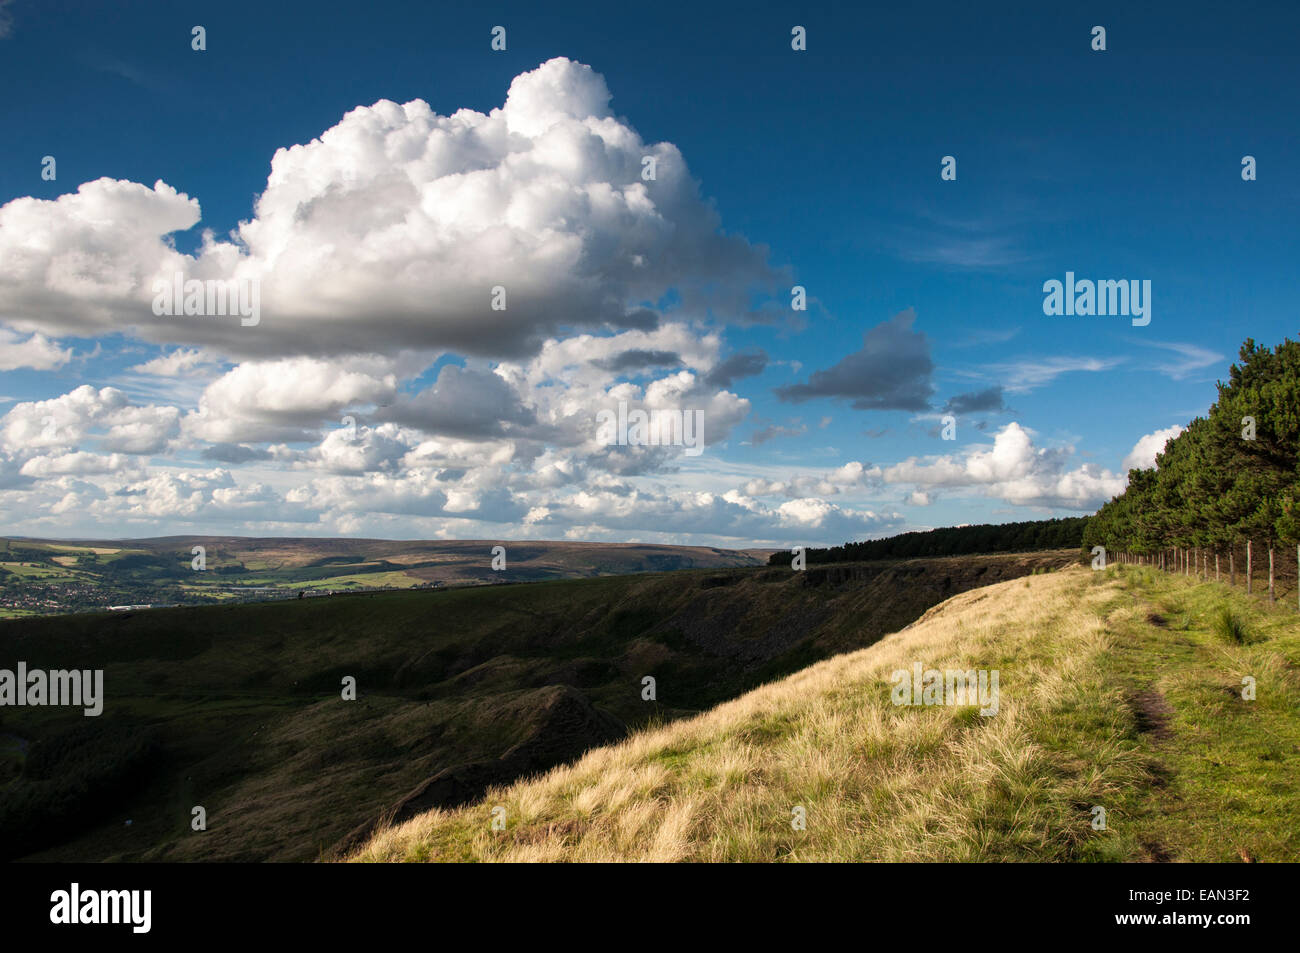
[0,536,773,618]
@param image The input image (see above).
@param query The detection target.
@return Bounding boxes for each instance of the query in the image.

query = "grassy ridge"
[0,551,1071,861]
[351,564,1299,862]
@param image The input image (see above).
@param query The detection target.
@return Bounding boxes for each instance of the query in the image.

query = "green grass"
[283,570,421,589]
[0,561,90,582]
[350,564,1299,863]
[1089,567,1300,861]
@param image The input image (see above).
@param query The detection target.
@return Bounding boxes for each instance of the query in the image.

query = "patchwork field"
[0,536,773,617]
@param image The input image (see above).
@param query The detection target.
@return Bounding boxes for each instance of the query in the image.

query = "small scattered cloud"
[704,349,768,388]
[751,423,806,446]
[131,349,212,376]
[776,309,933,411]
[943,386,1005,415]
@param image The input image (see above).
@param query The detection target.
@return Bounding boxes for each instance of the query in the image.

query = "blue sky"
[1,0,1297,545]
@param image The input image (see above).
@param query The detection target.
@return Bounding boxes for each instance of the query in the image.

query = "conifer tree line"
[770,517,1088,566]
[1082,336,1300,606]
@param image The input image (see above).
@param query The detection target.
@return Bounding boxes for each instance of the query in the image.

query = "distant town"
[0,536,760,619]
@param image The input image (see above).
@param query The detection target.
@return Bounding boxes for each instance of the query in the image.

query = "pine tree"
[1085,336,1300,605]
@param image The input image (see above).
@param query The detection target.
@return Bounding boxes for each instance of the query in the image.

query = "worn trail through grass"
[351,565,1299,862]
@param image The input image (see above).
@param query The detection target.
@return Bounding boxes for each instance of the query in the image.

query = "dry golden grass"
[351,566,1160,862]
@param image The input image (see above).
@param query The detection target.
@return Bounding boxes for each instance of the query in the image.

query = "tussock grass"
[351,568,1167,862]
[1212,607,1251,645]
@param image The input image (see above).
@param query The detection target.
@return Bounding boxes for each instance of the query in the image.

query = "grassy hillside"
[351,563,1300,862]
[0,550,1072,862]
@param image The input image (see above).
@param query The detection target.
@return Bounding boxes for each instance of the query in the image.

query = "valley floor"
[350,564,1300,862]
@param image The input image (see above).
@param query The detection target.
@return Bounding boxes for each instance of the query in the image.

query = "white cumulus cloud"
[1122,425,1184,472]
[0,58,778,362]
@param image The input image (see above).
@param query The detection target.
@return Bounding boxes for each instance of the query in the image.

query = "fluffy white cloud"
[131,348,211,375]
[882,422,1125,510]
[0,178,198,338]
[530,485,900,543]
[185,356,400,443]
[0,60,826,544]
[0,329,73,370]
[0,58,1161,548]
[742,460,882,498]
[100,404,182,454]
[0,58,777,361]
[294,422,414,474]
[19,451,130,477]
[93,467,310,524]
[1,386,129,452]
[1122,425,1184,472]
[0,386,182,465]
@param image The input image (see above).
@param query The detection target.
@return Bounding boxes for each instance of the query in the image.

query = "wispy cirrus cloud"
[79,51,171,92]
[956,355,1125,394]
[951,326,1021,348]
[895,232,1030,269]
[1139,340,1224,380]
[885,205,1038,270]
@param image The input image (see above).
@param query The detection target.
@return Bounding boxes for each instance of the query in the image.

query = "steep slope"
[0,550,1072,862]
[351,565,1300,862]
